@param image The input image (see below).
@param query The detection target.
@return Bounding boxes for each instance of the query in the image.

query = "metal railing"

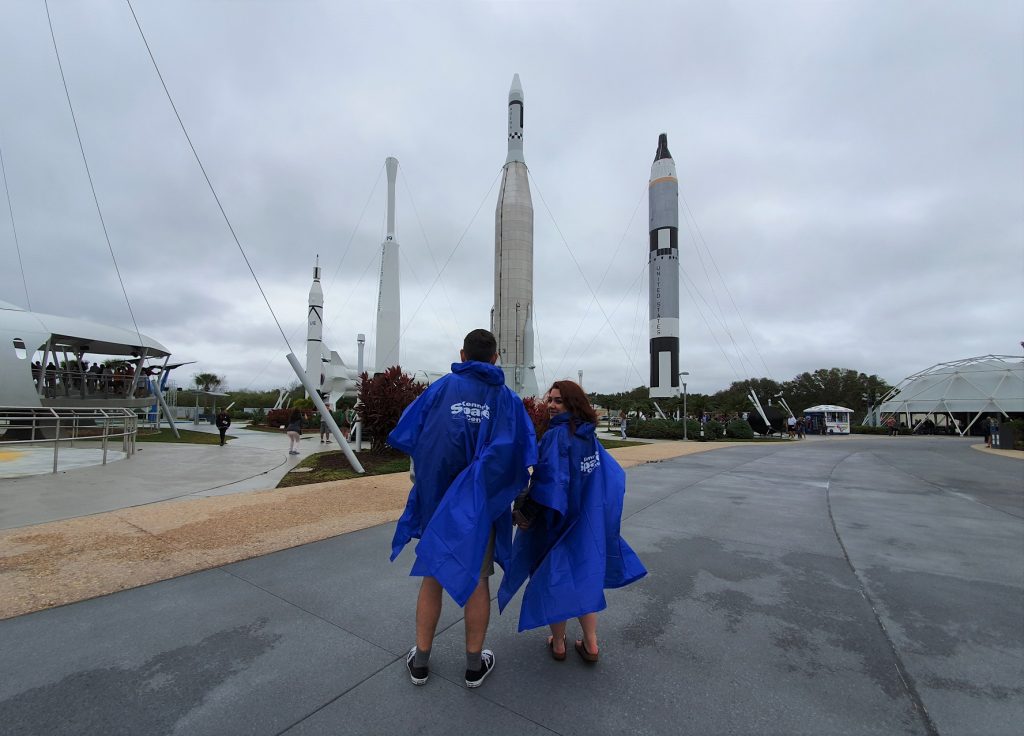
[0,406,138,473]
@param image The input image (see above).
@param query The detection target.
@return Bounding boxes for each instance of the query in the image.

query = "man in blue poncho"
[388,329,536,689]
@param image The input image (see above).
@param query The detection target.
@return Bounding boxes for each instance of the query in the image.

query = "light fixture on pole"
[679,371,690,440]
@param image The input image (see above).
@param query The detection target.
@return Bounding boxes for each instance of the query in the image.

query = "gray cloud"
[1,0,1020,397]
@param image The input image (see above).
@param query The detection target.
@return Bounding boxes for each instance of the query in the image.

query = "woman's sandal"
[547,635,567,661]
[574,639,599,663]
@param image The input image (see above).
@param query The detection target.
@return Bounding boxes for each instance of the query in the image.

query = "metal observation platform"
[0,406,138,476]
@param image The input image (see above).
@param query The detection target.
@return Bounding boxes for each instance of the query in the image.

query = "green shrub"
[725,419,754,439]
[630,418,685,439]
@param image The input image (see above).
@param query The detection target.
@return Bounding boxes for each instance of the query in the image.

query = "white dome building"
[874,355,1024,436]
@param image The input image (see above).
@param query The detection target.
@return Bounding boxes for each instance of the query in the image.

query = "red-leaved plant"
[357,366,427,452]
[521,395,548,440]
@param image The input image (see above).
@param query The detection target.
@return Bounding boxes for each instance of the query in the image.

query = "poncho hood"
[548,412,596,440]
[451,360,506,385]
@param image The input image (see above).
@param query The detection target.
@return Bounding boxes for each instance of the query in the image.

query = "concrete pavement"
[0,423,324,530]
[1,436,1021,735]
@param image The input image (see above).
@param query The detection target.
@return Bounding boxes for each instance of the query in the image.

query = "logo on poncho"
[580,453,600,474]
[450,401,490,423]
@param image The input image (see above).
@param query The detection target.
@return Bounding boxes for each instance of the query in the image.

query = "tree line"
[589,368,892,420]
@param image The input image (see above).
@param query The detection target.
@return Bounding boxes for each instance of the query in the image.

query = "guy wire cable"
[680,205,758,380]
[0,140,31,310]
[529,170,646,387]
[393,167,502,354]
[46,0,145,348]
[398,245,457,351]
[399,161,461,347]
[551,183,646,380]
[126,0,293,352]
[681,187,773,379]
[576,260,647,375]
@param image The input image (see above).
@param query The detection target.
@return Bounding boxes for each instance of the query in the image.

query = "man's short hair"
[463,329,497,362]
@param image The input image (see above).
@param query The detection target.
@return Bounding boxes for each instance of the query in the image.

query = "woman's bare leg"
[548,621,567,655]
[578,612,599,654]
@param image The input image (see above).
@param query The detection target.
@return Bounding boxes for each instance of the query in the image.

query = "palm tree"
[193,372,224,392]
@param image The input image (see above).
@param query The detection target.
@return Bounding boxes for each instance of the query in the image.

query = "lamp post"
[355,333,365,451]
[679,371,690,440]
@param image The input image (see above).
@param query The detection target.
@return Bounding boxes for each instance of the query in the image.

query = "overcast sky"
[1,0,1021,396]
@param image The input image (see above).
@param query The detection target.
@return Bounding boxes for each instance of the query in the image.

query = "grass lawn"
[277,449,410,488]
[599,438,645,449]
[278,439,648,488]
[137,429,234,444]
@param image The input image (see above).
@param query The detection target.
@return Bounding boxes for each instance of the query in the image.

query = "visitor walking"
[286,409,303,455]
[215,409,231,446]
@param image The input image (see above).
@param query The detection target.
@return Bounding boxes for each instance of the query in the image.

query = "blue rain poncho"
[498,413,647,631]
[388,360,537,606]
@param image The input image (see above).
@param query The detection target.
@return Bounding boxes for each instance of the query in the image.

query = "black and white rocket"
[375,156,401,371]
[492,73,539,397]
[648,133,680,398]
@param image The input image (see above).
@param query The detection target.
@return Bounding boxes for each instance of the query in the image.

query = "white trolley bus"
[803,404,854,435]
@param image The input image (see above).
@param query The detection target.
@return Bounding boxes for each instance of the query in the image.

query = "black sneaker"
[406,646,428,685]
[464,649,495,688]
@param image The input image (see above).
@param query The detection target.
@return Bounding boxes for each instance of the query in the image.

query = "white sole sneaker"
[465,649,494,688]
[406,646,429,686]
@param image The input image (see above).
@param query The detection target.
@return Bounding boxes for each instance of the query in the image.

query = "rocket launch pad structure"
[648,133,681,398]
[492,74,539,397]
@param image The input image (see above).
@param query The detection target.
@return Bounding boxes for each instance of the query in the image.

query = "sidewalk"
[1,435,1020,735]
[0,438,737,619]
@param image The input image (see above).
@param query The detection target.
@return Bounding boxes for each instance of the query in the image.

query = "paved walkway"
[0,423,321,529]
[1,436,1021,735]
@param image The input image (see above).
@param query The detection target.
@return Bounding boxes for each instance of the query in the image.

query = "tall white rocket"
[492,73,539,397]
[648,133,681,398]
[375,156,401,371]
[305,256,324,398]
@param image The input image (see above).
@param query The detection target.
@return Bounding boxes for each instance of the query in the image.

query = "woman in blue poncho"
[498,380,647,663]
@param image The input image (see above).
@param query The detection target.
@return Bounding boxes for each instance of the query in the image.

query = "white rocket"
[306,256,325,397]
[492,74,539,397]
[304,256,357,403]
[375,156,401,371]
[648,133,681,398]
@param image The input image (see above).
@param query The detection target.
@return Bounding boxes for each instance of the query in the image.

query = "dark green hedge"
[725,419,754,439]
[629,418,726,441]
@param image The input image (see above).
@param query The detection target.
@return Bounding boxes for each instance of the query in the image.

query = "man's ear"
[489,353,498,365]
[460,349,467,362]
